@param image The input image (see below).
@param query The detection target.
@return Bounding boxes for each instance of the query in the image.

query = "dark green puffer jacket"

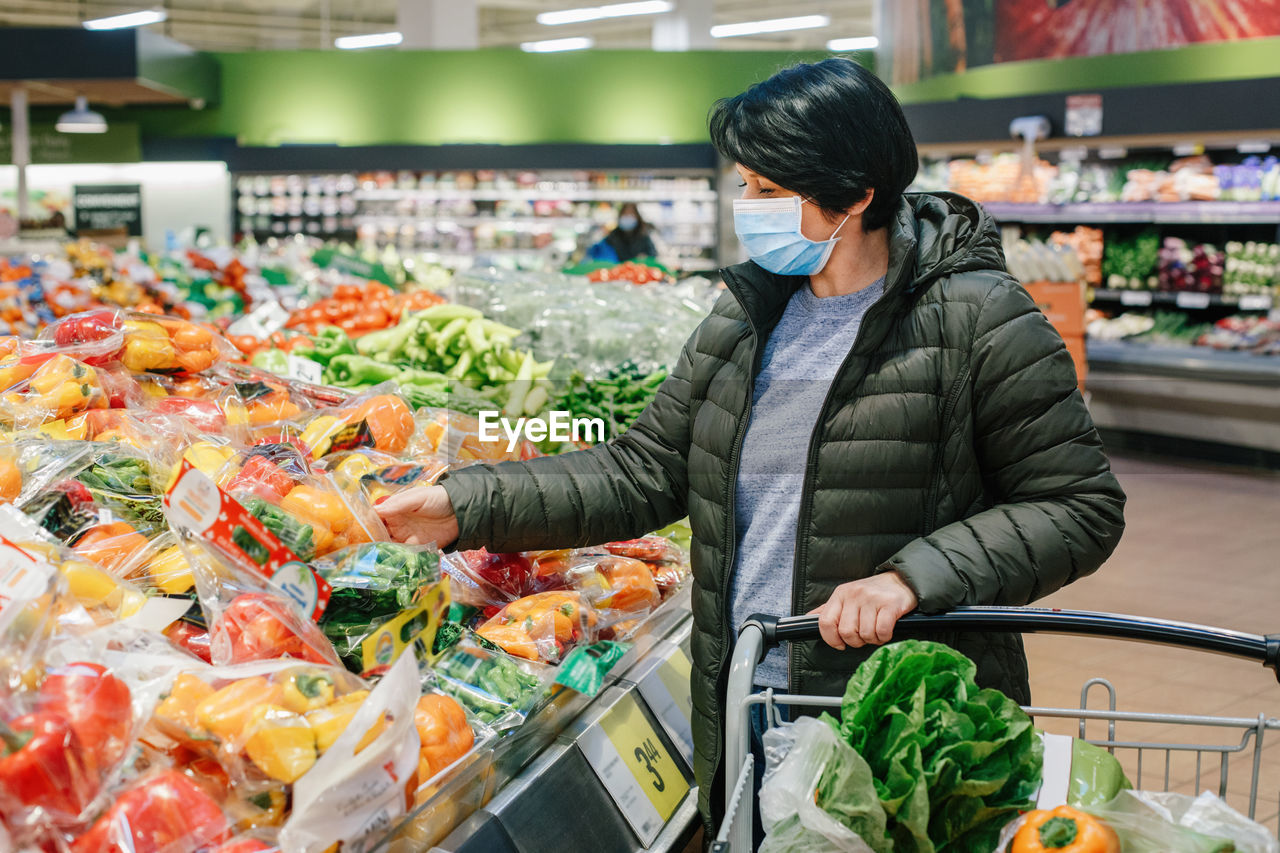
[440,191,1126,832]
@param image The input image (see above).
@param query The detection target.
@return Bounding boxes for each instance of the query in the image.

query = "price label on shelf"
[227,300,290,339]
[578,693,690,845]
[1119,291,1153,306]
[287,355,324,385]
[1175,292,1212,309]
[1238,295,1272,311]
[636,645,694,767]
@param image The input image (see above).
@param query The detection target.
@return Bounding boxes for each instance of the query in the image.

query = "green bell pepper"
[325,354,403,388]
[308,326,355,366]
[251,348,290,375]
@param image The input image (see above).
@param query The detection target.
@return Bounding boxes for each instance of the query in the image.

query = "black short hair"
[709,57,918,232]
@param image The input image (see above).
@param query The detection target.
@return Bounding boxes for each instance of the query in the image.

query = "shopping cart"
[714,607,1280,852]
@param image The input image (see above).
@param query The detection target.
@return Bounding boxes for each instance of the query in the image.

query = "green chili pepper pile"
[553,361,668,443]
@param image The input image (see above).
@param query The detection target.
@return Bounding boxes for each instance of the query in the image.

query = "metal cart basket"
[715,607,1280,852]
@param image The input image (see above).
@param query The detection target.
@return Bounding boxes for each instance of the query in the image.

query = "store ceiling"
[0,0,874,51]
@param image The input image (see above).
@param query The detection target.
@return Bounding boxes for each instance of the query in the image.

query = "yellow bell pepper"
[60,558,121,606]
[245,705,317,783]
[196,676,285,742]
[279,670,336,714]
[146,546,195,595]
[228,786,286,832]
[156,672,216,734]
[304,689,386,754]
[335,453,376,480]
[300,415,342,458]
[121,320,177,372]
[165,442,235,491]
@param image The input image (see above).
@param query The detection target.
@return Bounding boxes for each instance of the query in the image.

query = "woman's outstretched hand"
[375,485,459,549]
[810,571,918,650]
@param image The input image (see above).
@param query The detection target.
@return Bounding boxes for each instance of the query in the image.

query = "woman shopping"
[377,57,1126,837]
[584,202,658,263]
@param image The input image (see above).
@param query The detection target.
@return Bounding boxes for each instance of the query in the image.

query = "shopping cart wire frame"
[717,606,1280,853]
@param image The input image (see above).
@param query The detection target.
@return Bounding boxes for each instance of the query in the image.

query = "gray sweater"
[730,276,885,687]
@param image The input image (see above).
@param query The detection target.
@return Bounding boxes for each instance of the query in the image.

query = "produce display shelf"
[983,200,1280,224]
[1088,289,1274,310]
[1085,340,1280,463]
[356,215,600,229]
[378,589,697,853]
[355,189,721,203]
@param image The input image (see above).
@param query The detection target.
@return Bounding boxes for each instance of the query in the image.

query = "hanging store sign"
[1064,94,1103,137]
[73,183,142,236]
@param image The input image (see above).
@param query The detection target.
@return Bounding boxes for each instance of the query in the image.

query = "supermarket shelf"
[983,200,1280,224]
[355,188,719,203]
[356,215,598,229]
[1088,340,1280,384]
[1089,289,1274,310]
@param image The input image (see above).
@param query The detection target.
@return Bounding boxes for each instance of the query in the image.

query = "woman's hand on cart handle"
[376,485,460,550]
[809,571,918,650]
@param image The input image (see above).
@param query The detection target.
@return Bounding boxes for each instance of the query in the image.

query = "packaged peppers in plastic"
[474,590,598,664]
[296,387,416,460]
[426,631,554,728]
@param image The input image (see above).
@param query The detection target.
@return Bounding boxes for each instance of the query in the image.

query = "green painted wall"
[893,36,1280,103]
[115,49,843,147]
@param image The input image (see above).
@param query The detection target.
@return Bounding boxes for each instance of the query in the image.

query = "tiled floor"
[1025,453,1280,826]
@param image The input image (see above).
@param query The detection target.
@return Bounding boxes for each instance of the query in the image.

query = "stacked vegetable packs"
[0,305,691,853]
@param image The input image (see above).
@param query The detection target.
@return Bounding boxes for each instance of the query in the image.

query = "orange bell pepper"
[349,394,414,454]
[477,591,595,662]
[0,454,21,502]
[414,694,473,783]
[74,521,150,574]
[598,556,661,614]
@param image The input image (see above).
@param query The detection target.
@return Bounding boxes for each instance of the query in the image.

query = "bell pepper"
[225,786,286,832]
[0,352,57,391]
[71,769,230,853]
[1011,806,1120,853]
[214,839,274,853]
[121,320,177,373]
[163,620,212,664]
[227,455,296,503]
[280,670,335,714]
[325,354,401,388]
[308,327,355,366]
[477,591,595,662]
[300,415,342,459]
[304,689,385,754]
[244,705,317,783]
[155,672,216,738]
[222,593,329,664]
[0,712,96,821]
[72,520,150,574]
[37,661,133,777]
[196,675,286,742]
[0,453,19,502]
[349,394,414,454]
[146,545,196,595]
[53,309,123,363]
[414,694,473,783]
[251,349,289,375]
[280,485,350,534]
[27,354,105,418]
[598,556,661,614]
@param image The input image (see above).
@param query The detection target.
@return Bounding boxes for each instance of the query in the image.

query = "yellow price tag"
[587,693,689,842]
[638,645,694,766]
[360,581,450,674]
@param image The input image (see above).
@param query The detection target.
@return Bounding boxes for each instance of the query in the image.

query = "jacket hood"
[722,191,1007,328]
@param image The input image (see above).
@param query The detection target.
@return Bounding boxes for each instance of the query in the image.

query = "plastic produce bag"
[279,652,421,853]
[474,590,597,664]
[758,717,887,853]
[427,632,554,728]
[1090,790,1278,853]
[313,542,446,674]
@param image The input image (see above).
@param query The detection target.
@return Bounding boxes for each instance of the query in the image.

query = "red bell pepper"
[152,397,228,433]
[164,620,213,664]
[52,310,124,365]
[222,593,328,664]
[226,456,295,503]
[0,712,96,822]
[213,840,273,853]
[71,769,229,853]
[36,662,132,778]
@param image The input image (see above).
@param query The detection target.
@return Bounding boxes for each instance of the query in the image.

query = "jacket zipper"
[922,366,969,536]
[784,293,897,694]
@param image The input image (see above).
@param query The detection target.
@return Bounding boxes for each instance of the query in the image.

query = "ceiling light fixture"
[711,14,829,38]
[537,1,672,26]
[83,8,167,30]
[334,31,403,49]
[827,36,879,51]
[56,96,108,134]
[520,36,594,52]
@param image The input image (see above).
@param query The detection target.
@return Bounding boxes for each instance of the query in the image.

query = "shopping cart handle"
[746,607,1280,682]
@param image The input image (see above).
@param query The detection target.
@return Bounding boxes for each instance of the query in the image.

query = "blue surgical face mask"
[618,215,638,231]
[732,195,850,276]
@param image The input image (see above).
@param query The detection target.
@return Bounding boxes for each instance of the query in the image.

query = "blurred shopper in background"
[585,202,658,263]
